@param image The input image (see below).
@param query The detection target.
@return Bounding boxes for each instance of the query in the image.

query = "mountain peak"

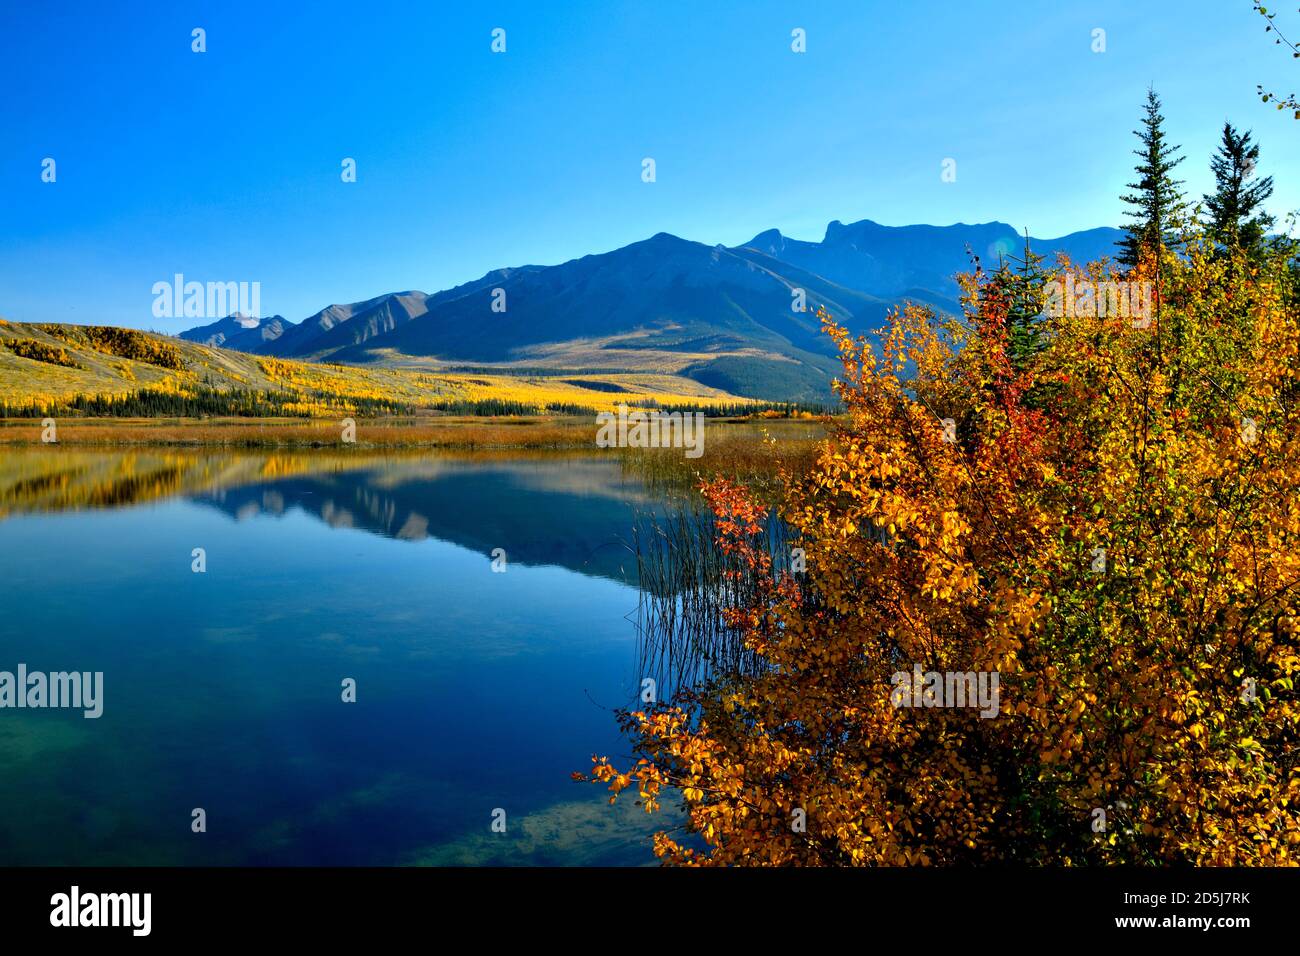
[179,313,292,348]
[745,228,786,256]
[823,219,849,242]
[622,231,698,255]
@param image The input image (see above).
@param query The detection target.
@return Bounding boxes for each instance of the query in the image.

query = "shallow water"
[0,447,677,865]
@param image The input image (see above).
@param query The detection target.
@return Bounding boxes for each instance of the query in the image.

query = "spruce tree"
[1204,121,1275,256]
[999,229,1049,370]
[1119,89,1186,266]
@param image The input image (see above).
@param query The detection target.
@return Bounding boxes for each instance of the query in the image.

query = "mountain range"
[179,218,1124,403]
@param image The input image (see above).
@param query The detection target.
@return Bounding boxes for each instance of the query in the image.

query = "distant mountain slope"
[0,320,758,413]
[3,320,295,404]
[338,234,857,355]
[269,292,434,358]
[328,233,939,402]
[738,220,1122,299]
[179,219,1125,402]
[178,314,294,350]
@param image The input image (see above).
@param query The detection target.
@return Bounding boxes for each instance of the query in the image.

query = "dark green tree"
[1119,89,1186,266]
[1203,121,1275,256]
[991,229,1050,371]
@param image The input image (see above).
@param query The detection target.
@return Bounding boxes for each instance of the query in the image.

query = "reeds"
[619,419,824,498]
[632,501,793,703]
[0,416,602,448]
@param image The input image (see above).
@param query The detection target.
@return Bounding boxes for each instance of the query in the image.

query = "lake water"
[0,447,683,865]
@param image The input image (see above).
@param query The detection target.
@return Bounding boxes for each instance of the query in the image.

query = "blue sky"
[2,0,1296,329]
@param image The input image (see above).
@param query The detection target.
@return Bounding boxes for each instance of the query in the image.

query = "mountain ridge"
[180,218,1124,402]
[178,314,294,350]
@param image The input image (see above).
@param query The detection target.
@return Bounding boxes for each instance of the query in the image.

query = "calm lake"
[0,447,686,865]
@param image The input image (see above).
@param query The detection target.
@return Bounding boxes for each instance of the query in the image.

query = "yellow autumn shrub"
[583,239,1300,865]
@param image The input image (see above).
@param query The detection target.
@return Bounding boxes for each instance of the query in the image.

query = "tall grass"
[619,420,824,500]
[632,501,794,704]
[0,416,600,448]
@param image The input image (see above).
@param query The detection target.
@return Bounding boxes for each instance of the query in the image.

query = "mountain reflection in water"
[0,448,679,584]
[0,446,692,865]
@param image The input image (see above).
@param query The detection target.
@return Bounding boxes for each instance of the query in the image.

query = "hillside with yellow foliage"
[0,320,767,418]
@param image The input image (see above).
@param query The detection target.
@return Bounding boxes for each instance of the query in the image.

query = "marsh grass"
[0,415,601,448]
[618,419,824,498]
[633,501,795,703]
[0,415,828,466]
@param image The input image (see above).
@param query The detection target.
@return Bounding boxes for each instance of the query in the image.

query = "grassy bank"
[0,415,601,449]
[0,415,826,481]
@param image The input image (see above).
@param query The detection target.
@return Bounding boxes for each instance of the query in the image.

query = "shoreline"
[0,414,825,451]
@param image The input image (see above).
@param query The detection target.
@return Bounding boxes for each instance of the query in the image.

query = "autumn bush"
[34,324,186,370]
[2,338,82,369]
[582,240,1300,865]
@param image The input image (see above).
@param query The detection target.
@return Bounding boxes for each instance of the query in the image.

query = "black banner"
[0,866,1290,942]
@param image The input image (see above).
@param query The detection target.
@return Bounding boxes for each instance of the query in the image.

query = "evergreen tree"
[992,229,1050,370]
[1203,121,1275,256]
[1119,89,1186,266]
